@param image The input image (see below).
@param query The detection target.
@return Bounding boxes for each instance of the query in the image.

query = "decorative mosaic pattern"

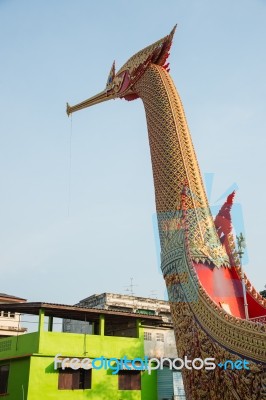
[133,63,266,399]
[134,64,229,267]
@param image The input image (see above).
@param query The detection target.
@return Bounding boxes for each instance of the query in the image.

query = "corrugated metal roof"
[0,301,164,324]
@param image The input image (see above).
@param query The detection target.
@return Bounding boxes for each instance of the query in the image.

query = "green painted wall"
[0,319,157,399]
[27,356,155,400]
[0,332,39,359]
[0,358,30,400]
[141,369,157,400]
[0,326,144,361]
[39,331,144,359]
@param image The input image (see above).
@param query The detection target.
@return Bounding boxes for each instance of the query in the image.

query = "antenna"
[124,277,138,296]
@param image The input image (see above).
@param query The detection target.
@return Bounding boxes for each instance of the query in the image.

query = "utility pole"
[236,233,249,320]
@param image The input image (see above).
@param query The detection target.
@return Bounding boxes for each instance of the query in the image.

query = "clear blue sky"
[0,0,265,304]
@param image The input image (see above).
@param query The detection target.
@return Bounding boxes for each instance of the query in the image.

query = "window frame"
[0,364,9,395]
[58,368,91,390]
[156,332,164,342]
[144,331,152,341]
[118,370,141,391]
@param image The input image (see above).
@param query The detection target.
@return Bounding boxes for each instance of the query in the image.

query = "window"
[156,333,164,342]
[173,371,186,398]
[58,369,91,390]
[144,331,152,341]
[0,365,9,395]
[136,309,155,315]
[118,371,141,390]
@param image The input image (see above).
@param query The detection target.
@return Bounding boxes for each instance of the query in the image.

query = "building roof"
[80,292,169,305]
[0,302,165,325]
[0,293,26,302]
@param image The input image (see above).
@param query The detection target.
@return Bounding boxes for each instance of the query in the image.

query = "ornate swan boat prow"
[67,27,266,399]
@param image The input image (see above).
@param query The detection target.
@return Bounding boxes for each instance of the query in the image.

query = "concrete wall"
[143,328,178,358]
[0,296,27,337]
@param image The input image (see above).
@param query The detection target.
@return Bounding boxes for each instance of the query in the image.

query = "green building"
[0,302,165,399]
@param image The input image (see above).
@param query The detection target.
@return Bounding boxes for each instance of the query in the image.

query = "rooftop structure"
[63,293,184,398]
[78,292,171,320]
[0,293,27,338]
[64,293,177,358]
[0,301,185,399]
[0,293,26,302]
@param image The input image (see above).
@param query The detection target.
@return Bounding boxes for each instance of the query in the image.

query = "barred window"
[144,331,152,341]
[156,333,164,342]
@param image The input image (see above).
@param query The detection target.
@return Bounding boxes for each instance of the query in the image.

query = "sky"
[0,0,266,305]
